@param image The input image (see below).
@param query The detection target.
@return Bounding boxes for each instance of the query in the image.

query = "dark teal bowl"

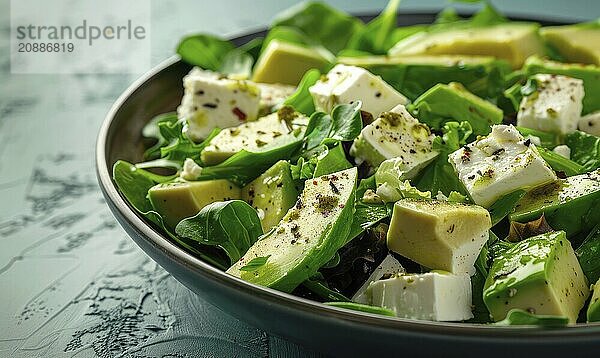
[96,12,600,357]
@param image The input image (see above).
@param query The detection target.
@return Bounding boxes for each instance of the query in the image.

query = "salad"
[113,0,600,326]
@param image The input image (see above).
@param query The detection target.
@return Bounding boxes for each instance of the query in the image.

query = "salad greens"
[114,0,600,326]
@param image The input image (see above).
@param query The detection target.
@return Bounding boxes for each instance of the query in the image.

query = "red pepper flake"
[232,107,247,121]
[312,180,318,186]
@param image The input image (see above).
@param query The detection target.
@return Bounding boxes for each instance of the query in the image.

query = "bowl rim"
[96,12,600,339]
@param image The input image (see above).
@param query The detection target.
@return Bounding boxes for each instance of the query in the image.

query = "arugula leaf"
[142,113,179,160]
[304,102,363,151]
[494,309,568,326]
[176,34,235,70]
[565,131,600,171]
[488,189,527,226]
[537,147,585,176]
[240,255,271,272]
[272,1,364,54]
[175,200,263,265]
[576,222,600,284]
[324,301,396,317]
[159,120,220,165]
[347,0,400,54]
[283,69,321,115]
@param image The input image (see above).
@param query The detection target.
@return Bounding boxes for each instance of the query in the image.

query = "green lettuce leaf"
[283,68,321,115]
[565,131,600,171]
[346,0,400,54]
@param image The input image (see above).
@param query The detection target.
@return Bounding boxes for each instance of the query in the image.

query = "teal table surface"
[1,1,598,357]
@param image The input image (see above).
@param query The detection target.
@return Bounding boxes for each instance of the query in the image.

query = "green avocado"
[409,82,503,136]
[587,277,600,322]
[241,160,299,232]
[509,169,600,239]
[148,179,241,228]
[541,23,600,66]
[523,56,600,115]
[483,231,589,323]
[227,167,357,292]
[252,40,331,86]
[388,23,546,69]
[337,54,511,100]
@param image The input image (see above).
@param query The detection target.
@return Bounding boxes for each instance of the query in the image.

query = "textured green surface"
[0,1,598,357]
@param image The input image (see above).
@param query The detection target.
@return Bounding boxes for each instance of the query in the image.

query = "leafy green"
[142,113,179,160]
[175,200,263,265]
[219,48,254,78]
[159,120,220,165]
[565,131,600,171]
[176,34,235,70]
[493,309,568,326]
[503,77,539,111]
[347,0,400,54]
[302,276,349,302]
[576,222,600,284]
[537,147,585,177]
[240,255,271,272]
[488,189,527,226]
[304,102,363,151]
[347,202,390,244]
[283,69,321,115]
[272,1,364,54]
[291,144,352,180]
[515,127,559,149]
[324,301,395,317]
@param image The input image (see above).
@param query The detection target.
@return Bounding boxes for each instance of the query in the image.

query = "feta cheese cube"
[517,74,584,135]
[352,255,405,304]
[257,83,296,115]
[369,272,473,321]
[552,144,571,159]
[309,64,408,117]
[350,104,437,169]
[177,67,261,141]
[578,110,600,136]
[449,124,557,208]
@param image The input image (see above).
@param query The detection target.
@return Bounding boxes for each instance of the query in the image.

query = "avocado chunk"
[483,231,589,323]
[510,169,600,239]
[523,56,600,115]
[388,23,545,68]
[227,168,357,292]
[387,199,492,275]
[251,40,331,86]
[148,179,241,228]
[410,82,503,136]
[587,277,600,322]
[337,54,511,100]
[541,24,600,66]
[350,104,437,169]
[200,108,308,165]
[241,160,298,232]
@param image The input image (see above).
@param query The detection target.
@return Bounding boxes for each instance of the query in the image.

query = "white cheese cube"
[350,104,438,169]
[578,110,600,136]
[352,255,405,304]
[449,124,557,208]
[309,64,408,117]
[517,74,584,135]
[177,67,261,141]
[369,272,473,321]
[257,83,296,115]
[552,145,571,159]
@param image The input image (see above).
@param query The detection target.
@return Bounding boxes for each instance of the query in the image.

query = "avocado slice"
[388,23,545,68]
[509,169,600,239]
[241,160,298,232]
[541,23,600,66]
[483,231,589,323]
[252,40,331,86]
[337,54,510,100]
[387,199,492,275]
[410,82,503,136]
[227,167,357,292]
[587,277,600,322]
[523,56,600,115]
[148,179,241,228]
[200,108,308,165]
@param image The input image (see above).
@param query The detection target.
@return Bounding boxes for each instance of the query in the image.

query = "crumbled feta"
[180,158,203,180]
[369,272,473,321]
[256,83,296,115]
[309,64,408,117]
[352,255,405,304]
[449,124,557,207]
[553,145,571,159]
[517,74,584,135]
[177,67,261,141]
[578,110,600,136]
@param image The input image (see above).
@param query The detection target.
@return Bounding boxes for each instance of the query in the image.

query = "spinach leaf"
[493,309,568,326]
[304,102,363,151]
[219,49,254,79]
[576,222,600,284]
[142,113,179,160]
[272,1,364,54]
[516,126,559,149]
[313,143,353,177]
[347,202,390,243]
[159,121,220,165]
[537,147,585,177]
[283,68,321,115]
[176,34,235,70]
[565,131,600,171]
[302,276,350,302]
[175,200,263,265]
[488,189,527,226]
[324,301,396,317]
[347,0,400,55]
